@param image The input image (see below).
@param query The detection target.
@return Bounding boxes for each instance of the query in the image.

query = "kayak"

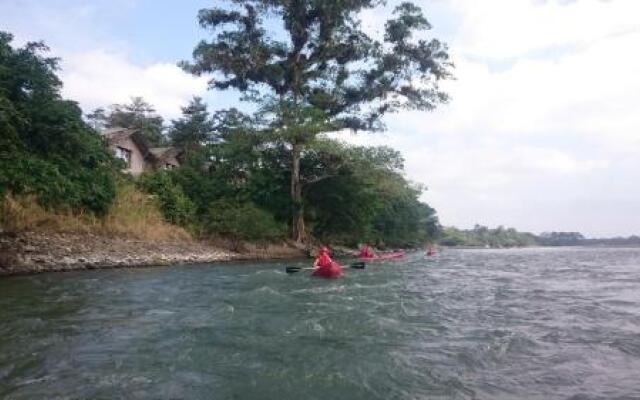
[359,251,405,261]
[312,262,344,279]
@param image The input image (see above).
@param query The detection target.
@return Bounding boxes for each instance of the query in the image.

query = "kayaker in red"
[359,244,374,258]
[359,244,405,260]
[312,246,343,278]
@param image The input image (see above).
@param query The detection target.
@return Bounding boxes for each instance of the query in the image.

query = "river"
[1,247,640,399]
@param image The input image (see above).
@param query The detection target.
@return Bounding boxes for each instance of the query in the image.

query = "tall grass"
[0,183,192,242]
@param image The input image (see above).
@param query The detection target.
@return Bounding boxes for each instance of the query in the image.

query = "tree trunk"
[291,142,307,243]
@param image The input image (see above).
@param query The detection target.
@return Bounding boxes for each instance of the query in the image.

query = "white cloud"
[60,49,209,118]
[0,0,210,119]
[410,33,640,145]
[453,0,640,60]
[0,0,136,52]
[339,0,640,236]
[3,0,640,236]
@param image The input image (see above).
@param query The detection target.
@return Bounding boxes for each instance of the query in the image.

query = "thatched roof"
[103,128,151,157]
[103,128,183,164]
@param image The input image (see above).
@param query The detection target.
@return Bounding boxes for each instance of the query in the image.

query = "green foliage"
[104,97,165,146]
[241,143,291,223]
[183,0,452,131]
[0,32,117,216]
[167,110,266,213]
[155,122,438,247]
[1,24,443,247]
[165,150,222,215]
[183,0,453,241]
[439,225,538,248]
[302,139,440,247]
[581,235,640,246]
[169,96,214,150]
[204,199,284,247]
[431,228,640,248]
[537,232,585,246]
[86,107,107,130]
[138,171,196,226]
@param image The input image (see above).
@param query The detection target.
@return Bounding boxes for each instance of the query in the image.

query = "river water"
[1,247,640,399]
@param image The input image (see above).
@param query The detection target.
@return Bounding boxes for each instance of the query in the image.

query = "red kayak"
[312,262,344,279]
[359,251,405,261]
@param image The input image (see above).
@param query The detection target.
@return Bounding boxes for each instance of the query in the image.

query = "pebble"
[0,231,305,276]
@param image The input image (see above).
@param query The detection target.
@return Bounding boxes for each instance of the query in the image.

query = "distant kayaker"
[359,244,374,258]
[312,246,343,278]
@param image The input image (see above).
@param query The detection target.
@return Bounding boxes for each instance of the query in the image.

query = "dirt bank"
[0,231,307,276]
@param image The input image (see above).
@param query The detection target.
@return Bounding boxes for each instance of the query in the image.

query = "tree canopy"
[168,96,214,151]
[183,0,452,129]
[0,32,117,215]
[148,101,442,247]
[103,97,166,146]
[1,24,443,249]
[182,0,453,242]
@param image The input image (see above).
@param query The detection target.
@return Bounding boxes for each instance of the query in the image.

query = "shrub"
[204,199,284,250]
[138,171,196,226]
[0,32,117,216]
[0,182,191,241]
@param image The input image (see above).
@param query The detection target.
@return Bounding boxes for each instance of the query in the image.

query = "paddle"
[285,266,313,274]
[285,262,366,274]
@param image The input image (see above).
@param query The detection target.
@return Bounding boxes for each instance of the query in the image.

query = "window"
[165,163,176,170]
[115,146,132,167]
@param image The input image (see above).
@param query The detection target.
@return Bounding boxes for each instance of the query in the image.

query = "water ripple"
[1,248,640,399]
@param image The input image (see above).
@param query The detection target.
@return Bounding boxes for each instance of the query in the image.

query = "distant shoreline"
[440,244,640,250]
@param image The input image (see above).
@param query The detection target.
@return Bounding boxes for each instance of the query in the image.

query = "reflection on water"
[1,248,640,399]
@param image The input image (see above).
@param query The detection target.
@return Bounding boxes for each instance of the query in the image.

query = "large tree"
[182,0,452,242]
[169,96,214,151]
[105,97,165,146]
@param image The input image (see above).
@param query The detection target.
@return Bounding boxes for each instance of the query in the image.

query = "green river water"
[1,248,640,399]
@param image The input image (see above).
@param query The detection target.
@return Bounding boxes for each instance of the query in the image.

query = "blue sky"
[1,0,206,61]
[2,0,639,237]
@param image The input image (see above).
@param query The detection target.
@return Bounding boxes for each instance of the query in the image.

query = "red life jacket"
[313,255,343,279]
[315,254,333,268]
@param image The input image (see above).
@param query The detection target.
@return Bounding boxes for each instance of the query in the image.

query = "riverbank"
[0,231,307,276]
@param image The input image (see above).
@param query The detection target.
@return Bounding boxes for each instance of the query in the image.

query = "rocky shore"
[0,231,307,276]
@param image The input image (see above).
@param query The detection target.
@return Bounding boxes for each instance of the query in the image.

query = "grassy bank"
[0,183,307,276]
[1,183,191,242]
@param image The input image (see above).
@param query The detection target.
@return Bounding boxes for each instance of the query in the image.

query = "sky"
[1,0,639,237]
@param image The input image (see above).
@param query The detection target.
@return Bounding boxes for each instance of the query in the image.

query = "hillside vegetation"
[0,31,441,249]
[438,225,538,248]
[438,226,640,248]
[1,182,190,242]
[0,33,118,216]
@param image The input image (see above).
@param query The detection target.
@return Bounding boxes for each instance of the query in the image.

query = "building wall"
[109,136,147,176]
